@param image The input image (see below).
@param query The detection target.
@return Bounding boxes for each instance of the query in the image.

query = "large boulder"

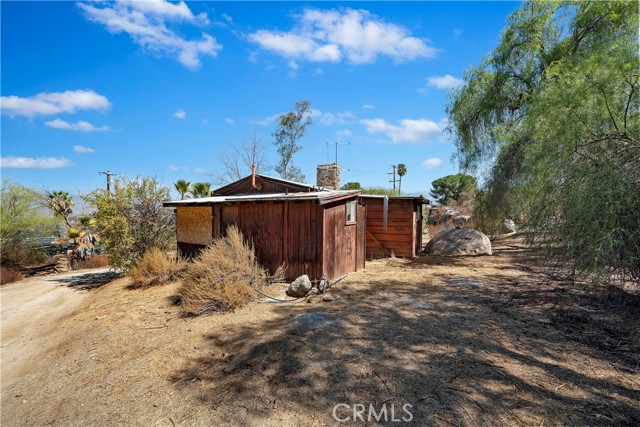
[424,228,492,256]
[286,275,312,297]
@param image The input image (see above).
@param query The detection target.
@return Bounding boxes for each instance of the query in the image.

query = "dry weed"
[1,266,24,285]
[77,255,110,269]
[130,248,186,288]
[178,226,278,315]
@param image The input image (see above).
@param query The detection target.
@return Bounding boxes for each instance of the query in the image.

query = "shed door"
[221,206,238,236]
[356,202,366,270]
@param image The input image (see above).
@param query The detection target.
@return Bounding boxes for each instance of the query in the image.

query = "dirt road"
[0,268,113,391]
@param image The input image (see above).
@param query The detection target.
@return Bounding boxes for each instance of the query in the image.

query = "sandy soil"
[1,237,638,426]
[1,268,114,391]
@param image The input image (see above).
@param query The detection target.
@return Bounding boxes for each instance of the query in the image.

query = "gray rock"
[286,275,312,297]
[424,228,492,256]
[288,312,339,329]
[503,219,516,233]
[322,295,335,302]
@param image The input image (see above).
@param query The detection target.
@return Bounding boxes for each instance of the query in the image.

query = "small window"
[346,201,357,224]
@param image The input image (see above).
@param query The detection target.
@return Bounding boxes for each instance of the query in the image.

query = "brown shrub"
[178,226,278,315]
[77,255,111,269]
[1,266,24,286]
[130,248,186,288]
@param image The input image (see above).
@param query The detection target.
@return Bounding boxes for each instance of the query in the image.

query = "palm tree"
[191,182,211,198]
[47,190,74,227]
[174,179,191,200]
[53,215,99,268]
[397,163,407,195]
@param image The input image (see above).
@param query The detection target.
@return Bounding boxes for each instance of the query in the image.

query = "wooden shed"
[359,195,429,258]
[164,190,366,281]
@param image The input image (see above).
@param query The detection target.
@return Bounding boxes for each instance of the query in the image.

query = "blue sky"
[1,1,519,199]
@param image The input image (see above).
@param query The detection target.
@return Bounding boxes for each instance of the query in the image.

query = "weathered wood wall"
[175,198,364,280]
[176,206,213,245]
[229,201,324,280]
[323,202,357,279]
[363,198,419,258]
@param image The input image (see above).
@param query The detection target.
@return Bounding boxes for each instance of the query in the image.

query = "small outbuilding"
[359,195,429,258]
[164,174,366,280]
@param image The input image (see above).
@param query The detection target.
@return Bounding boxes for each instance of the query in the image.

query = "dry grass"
[130,248,186,288]
[0,266,24,285]
[178,226,275,315]
[77,254,110,269]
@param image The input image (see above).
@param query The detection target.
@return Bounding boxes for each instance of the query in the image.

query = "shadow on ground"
[171,241,640,426]
[49,270,121,291]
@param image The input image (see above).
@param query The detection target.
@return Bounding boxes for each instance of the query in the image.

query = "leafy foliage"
[429,173,478,205]
[0,181,59,267]
[45,190,74,227]
[174,179,191,200]
[361,187,398,196]
[190,182,211,198]
[273,100,312,182]
[83,176,174,272]
[341,182,362,190]
[447,0,639,283]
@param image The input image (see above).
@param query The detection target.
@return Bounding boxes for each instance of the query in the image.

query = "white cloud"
[1,156,73,169]
[167,164,188,172]
[225,118,235,125]
[222,13,233,24]
[1,90,111,118]
[118,0,206,22]
[426,74,464,90]
[73,145,95,153]
[45,119,110,132]
[79,1,220,69]
[173,109,186,119]
[422,157,443,169]
[249,8,437,65]
[362,104,375,110]
[312,67,324,76]
[336,129,352,137]
[309,108,356,125]
[453,28,463,39]
[253,108,356,126]
[360,118,446,143]
[250,113,282,126]
[194,167,209,174]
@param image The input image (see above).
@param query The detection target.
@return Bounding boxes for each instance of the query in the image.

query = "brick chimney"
[316,163,341,190]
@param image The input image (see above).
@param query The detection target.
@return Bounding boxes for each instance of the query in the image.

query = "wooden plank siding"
[322,202,357,279]
[174,196,364,281]
[362,198,420,258]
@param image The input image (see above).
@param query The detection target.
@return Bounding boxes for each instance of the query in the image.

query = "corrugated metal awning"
[163,190,360,207]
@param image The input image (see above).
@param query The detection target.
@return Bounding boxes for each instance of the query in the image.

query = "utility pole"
[98,170,117,192]
[388,165,397,192]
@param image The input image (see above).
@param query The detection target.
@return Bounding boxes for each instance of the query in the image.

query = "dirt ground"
[1,236,638,426]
